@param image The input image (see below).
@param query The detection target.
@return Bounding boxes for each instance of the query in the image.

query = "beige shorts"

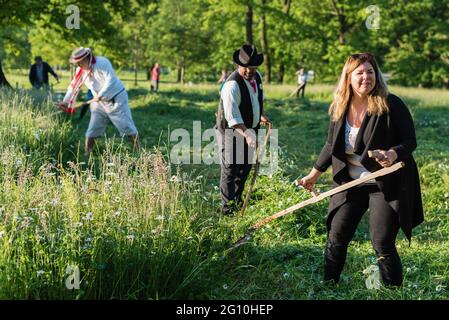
[86,90,138,138]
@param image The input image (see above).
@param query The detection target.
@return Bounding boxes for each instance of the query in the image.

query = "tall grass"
[0,83,448,300]
[0,89,219,299]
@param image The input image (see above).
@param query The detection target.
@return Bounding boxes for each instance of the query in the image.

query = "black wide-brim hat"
[233,44,264,67]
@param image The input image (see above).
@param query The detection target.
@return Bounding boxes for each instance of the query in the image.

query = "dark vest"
[216,70,263,132]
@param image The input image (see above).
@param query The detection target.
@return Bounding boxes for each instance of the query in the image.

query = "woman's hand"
[295,168,322,192]
[369,149,398,167]
[260,114,272,126]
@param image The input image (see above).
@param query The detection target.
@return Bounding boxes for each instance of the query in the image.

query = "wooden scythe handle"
[250,161,405,231]
[239,122,273,217]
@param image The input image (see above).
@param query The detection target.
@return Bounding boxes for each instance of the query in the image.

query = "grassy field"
[0,70,448,299]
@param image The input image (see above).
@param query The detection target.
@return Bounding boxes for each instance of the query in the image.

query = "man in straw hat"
[58,47,140,154]
[215,44,272,215]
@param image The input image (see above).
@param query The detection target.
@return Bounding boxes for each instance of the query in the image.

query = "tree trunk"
[177,63,184,84]
[279,64,285,84]
[278,0,291,83]
[330,0,347,45]
[260,0,271,83]
[0,60,12,88]
[134,51,138,87]
[246,3,253,44]
[134,34,138,87]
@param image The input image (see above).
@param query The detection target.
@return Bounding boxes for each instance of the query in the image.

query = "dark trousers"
[324,184,403,286]
[296,83,306,98]
[216,129,255,214]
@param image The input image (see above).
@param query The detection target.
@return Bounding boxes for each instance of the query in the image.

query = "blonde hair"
[329,53,389,122]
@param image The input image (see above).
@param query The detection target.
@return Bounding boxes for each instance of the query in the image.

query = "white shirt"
[220,71,264,128]
[297,74,308,84]
[345,119,375,182]
[64,56,125,103]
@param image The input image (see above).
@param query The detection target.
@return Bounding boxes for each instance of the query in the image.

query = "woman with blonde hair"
[297,53,423,287]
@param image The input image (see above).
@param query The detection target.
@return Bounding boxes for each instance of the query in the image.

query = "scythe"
[239,122,273,217]
[228,159,405,252]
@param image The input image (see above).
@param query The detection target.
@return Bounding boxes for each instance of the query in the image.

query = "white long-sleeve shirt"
[63,56,125,104]
[220,71,264,128]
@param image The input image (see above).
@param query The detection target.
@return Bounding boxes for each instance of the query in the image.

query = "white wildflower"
[363,264,381,290]
[436,285,446,292]
[37,270,45,277]
[223,284,228,290]
[0,231,5,238]
[82,212,93,221]
[283,272,290,279]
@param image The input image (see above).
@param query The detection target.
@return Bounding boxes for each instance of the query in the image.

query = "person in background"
[295,68,308,98]
[215,44,272,215]
[29,56,59,89]
[150,63,160,93]
[58,47,140,154]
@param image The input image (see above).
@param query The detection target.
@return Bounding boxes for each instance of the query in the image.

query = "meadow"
[0,70,448,299]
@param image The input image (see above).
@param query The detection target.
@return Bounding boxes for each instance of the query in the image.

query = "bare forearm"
[232,123,249,137]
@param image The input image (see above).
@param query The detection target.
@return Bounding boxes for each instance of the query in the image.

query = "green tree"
[146,0,213,83]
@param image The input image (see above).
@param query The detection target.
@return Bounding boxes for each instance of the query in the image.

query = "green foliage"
[2,0,448,87]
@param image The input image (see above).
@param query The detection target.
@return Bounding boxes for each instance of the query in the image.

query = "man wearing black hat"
[29,56,59,89]
[216,44,272,215]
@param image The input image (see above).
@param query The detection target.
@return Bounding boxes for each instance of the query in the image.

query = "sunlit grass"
[0,79,448,300]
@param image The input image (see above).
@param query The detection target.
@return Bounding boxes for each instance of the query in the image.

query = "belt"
[106,88,125,104]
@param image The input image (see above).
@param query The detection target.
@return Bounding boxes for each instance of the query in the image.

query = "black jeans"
[324,184,403,286]
[216,129,255,215]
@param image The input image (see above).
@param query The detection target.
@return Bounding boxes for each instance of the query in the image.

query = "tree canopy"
[0,0,448,87]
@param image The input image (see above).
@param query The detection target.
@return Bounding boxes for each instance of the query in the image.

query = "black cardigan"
[29,62,58,86]
[314,94,424,241]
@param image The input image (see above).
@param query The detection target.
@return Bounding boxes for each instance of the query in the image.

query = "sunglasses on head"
[350,53,374,60]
